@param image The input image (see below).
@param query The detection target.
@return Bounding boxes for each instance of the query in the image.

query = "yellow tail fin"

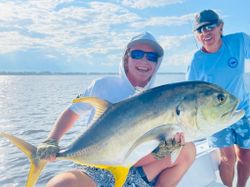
[0,132,47,187]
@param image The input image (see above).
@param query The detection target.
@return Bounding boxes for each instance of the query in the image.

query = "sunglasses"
[129,50,159,63]
[196,24,218,33]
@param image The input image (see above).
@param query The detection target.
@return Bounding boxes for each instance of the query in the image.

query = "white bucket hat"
[127,32,164,57]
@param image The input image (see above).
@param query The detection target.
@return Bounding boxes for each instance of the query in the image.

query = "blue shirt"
[187,32,250,116]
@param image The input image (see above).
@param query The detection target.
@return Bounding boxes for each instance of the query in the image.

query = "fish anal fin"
[73,97,111,123]
[106,166,130,187]
[71,164,129,186]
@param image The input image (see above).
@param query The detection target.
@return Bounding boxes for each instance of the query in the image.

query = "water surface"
[0,73,249,186]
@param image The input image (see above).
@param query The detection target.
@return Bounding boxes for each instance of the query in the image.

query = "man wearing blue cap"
[187,9,250,187]
[37,32,196,187]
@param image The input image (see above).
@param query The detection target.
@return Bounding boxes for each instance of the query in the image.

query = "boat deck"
[177,139,250,187]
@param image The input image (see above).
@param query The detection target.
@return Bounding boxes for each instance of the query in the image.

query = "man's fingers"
[173,132,181,143]
[180,132,185,145]
[173,132,185,145]
[48,155,57,162]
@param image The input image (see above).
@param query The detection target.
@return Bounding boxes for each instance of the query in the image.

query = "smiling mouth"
[136,66,150,72]
[204,36,212,41]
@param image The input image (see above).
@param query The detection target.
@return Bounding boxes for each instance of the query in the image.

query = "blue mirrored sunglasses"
[196,24,218,33]
[129,50,159,63]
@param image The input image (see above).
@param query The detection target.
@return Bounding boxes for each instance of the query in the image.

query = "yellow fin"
[0,132,47,187]
[0,132,36,158]
[74,164,130,187]
[73,97,111,123]
[106,166,130,187]
[26,160,47,187]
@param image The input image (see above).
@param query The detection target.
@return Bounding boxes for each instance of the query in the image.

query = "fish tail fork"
[0,132,47,187]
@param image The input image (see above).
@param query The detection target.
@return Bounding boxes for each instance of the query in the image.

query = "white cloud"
[157,34,196,72]
[0,1,142,57]
[27,0,74,10]
[0,0,202,72]
[121,0,184,9]
[0,31,43,53]
[160,34,193,50]
[0,0,195,59]
[165,50,194,66]
[130,14,194,29]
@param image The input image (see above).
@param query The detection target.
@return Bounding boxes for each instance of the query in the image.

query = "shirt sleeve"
[186,61,198,81]
[242,32,250,58]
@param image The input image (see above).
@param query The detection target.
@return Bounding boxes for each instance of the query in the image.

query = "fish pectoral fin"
[170,146,183,164]
[106,166,130,187]
[73,96,111,123]
[125,125,182,162]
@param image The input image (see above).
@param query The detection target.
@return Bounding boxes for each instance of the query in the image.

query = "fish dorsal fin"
[73,97,111,123]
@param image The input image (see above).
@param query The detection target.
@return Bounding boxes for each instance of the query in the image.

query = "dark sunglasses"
[196,24,218,33]
[129,50,159,63]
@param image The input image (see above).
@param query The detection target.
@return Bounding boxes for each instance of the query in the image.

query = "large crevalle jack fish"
[0,81,245,187]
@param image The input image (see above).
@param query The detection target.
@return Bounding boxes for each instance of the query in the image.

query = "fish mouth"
[221,102,238,118]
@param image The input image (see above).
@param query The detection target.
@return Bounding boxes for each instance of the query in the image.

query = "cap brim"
[193,20,221,31]
[127,39,164,57]
[193,22,211,31]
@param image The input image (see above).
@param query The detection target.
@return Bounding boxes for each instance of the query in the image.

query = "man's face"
[196,23,224,52]
[126,43,158,87]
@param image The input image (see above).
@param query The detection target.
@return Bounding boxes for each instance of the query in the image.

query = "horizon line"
[0,71,186,75]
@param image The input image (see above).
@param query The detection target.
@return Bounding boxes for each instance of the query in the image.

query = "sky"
[0,0,249,73]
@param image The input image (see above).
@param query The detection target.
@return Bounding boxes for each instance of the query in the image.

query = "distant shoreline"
[0,72,185,75]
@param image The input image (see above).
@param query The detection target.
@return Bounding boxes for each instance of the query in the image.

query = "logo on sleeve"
[227,57,238,68]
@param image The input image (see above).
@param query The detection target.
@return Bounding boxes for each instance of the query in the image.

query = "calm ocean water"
[0,73,250,187]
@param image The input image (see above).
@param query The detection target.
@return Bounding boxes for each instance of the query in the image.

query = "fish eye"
[217,93,226,104]
[176,107,181,116]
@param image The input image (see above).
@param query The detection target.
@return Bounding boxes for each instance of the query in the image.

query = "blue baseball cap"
[127,32,164,57]
[194,9,222,31]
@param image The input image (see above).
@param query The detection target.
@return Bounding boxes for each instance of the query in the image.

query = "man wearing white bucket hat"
[38,32,196,187]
